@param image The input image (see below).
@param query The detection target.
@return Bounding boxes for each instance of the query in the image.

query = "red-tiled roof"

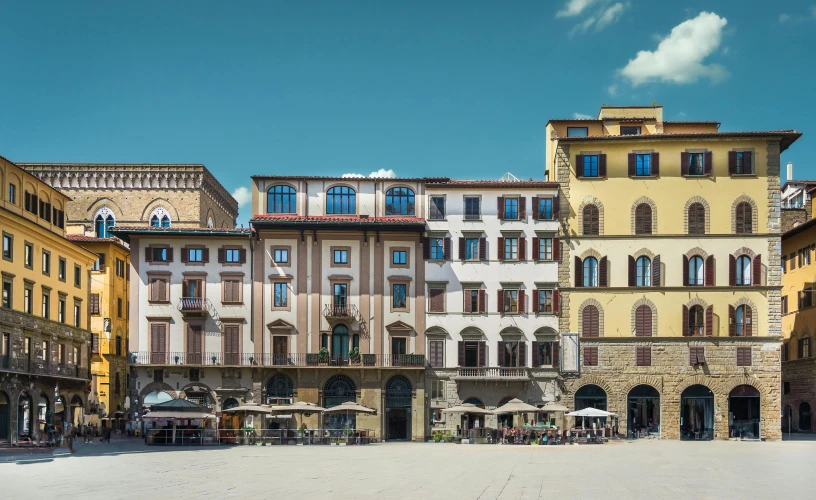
[251,215,425,224]
[556,130,802,152]
[66,234,130,251]
[111,225,252,232]
[425,179,558,188]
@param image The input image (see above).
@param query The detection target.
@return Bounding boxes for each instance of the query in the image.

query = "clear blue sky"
[1,1,814,223]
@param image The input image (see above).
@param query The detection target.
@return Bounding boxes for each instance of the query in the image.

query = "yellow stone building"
[0,155,97,444]
[545,105,800,440]
[780,213,816,432]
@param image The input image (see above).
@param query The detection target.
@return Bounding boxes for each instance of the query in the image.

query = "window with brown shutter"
[735,202,752,234]
[150,277,169,302]
[636,346,651,366]
[90,293,100,315]
[635,203,652,235]
[582,305,599,337]
[635,305,652,336]
[429,287,445,313]
[583,205,599,235]
[736,346,752,366]
[429,339,445,367]
[150,323,167,364]
[186,324,203,364]
[688,203,706,234]
[223,279,242,303]
[91,333,99,354]
[690,346,705,365]
[223,324,240,365]
[583,346,598,366]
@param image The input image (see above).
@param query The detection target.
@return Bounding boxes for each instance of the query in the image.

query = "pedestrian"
[106,428,112,443]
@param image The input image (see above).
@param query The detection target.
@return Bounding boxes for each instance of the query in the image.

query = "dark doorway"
[464,342,479,367]
[800,402,812,431]
[729,385,760,439]
[575,384,607,428]
[627,385,660,438]
[681,384,714,440]
[385,376,412,440]
[324,374,356,429]
[462,397,484,430]
[497,396,514,428]
[0,391,9,440]
[391,337,407,366]
[18,391,33,439]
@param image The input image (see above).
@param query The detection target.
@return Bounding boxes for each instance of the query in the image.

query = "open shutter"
[745,306,753,336]
[651,152,659,176]
[681,152,689,176]
[217,248,225,263]
[598,154,607,178]
[575,155,584,177]
[422,238,430,260]
[689,348,697,366]
[532,238,540,260]
[166,247,173,262]
[652,255,661,286]
[705,256,715,286]
[497,341,505,366]
[532,289,539,313]
[729,305,736,336]
[181,248,188,263]
[553,238,560,261]
[532,197,539,219]
[753,254,762,286]
[459,238,466,260]
[519,342,527,367]
[552,194,560,218]
[497,290,504,313]
[519,197,526,219]
[744,151,753,174]
[599,256,608,287]
[553,290,560,313]
[458,341,465,367]
[575,257,583,287]
[553,341,560,369]
[728,151,736,175]
[463,291,472,313]
[532,341,540,366]
[239,249,247,263]
[519,237,526,261]
[202,248,209,263]
[497,237,505,260]
[704,152,713,175]
[477,341,486,367]
[628,256,636,287]
[159,279,168,301]
[518,290,526,313]
[479,238,487,261]
[729,255,736,286]
[443,237,451,260]
[705,305,713,336]
[478,289,486,313]
[682,305,689,336]
[497,197,505,220]
[628,153,636,176]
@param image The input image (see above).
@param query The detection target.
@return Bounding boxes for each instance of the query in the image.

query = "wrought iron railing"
[178,297,207,313]
[130,351,426,368]
[455,367,530,379]
[0,357,90,379]
[322,303,359,319]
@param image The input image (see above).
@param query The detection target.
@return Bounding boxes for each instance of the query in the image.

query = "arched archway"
[628,385,660,438]
[728,385,760,438]
[324,374,357,430]
[266,373,294,403]
[35,392,50,437]
[220,398,241,436]
[800,402,812,431]
[0,391,9,441]
[18,391,33,440]
[69,395,83,428]
[385,376,412,440]
[462,397,485,431]
[54,396,67,434]
[680,384,714,440]
[143,391,173,407]
[574,384,608,427]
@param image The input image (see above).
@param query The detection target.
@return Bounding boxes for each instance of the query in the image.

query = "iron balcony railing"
[130,351,426,368]
[0,357,90,380]
[322,303,359,319]
[455,367,531,380]
[178,297,207,313]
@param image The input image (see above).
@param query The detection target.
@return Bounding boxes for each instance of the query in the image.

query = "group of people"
[497,427,563,445]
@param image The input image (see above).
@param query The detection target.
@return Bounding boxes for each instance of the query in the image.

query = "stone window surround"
[390,246,410,269]
[2,231,12,262]
[220,245,244,267]
[577,196,604,236]
[74,264,82,288]
[148,318,171,355]
[731,195,759,235]
[41,249,51,277]
[182,244,208,266]
[630,197,658,235]
[221,319,244,356]
[221,272,244,305]
[388,276,411,313]
[270,245,292,267]
[181,272,207,302]
[330,246,352,268]
[733,297,758,335]
[462,194,482,221]
[58,256,67,282]
[630,297,658,336]
[502,194,521,221]
[324,182,360,216]
[146,245,171,266]
[428,194,446,220]
[683,196,711,235]
[270,275,293,311]
[729,147,757,176]
[427,282,446,314]
[577,298,604,337]
[147,271,171,303]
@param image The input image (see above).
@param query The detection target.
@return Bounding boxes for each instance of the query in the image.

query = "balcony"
[454,367,531,381]
[322,303,359,320]
[130,351,426,368]
[178,297,208,314]
[0,358,90,380]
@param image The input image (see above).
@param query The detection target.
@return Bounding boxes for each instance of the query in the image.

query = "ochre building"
[545,105,800,440]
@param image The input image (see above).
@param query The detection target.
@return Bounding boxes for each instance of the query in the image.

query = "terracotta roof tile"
[251,215,425,224]
[425,179,557,188]
[556,130,802,152]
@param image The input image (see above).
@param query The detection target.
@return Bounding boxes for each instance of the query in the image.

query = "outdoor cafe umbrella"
[268,402,325,429]
[323,401,375,430]
[492,398,541,429]
[442,403,492,435]
[566,407,617,430]
[222,403,274,428]
[540,402,570,413]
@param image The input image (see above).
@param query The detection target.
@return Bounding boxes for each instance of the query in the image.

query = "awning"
[143,411,214,419]
[265,414,293,419]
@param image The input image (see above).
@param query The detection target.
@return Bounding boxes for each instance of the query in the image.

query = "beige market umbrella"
[268,402,325,429]
[323,401,376,431]
[223,403,274,428]
[540,402,570,413]
[442,403,492,436]
[492,398,540,414]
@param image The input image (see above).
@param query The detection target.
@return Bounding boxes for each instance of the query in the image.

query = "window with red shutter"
[583,346,598,366]
[635,305,652,336]
[636,346,651,366]
[735,202,753,234]
[736,346,752,366]
[688,203,706,234]
[429,340,444,367]
[582,305,600,337]
[635,204,652,235]
[583,205,600,235]
[429,287,445,313]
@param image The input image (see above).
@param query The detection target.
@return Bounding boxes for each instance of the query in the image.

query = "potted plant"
[318,347,329,365]
[349,348,361,365]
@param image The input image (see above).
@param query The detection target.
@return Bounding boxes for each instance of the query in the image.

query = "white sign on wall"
[560,332,580,374]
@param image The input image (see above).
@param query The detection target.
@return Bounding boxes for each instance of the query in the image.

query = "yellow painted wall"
[781,224,816,358]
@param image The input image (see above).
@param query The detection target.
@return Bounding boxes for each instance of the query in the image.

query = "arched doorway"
[463,397,485,431]
[627,385,660,438]
[729,385,760,439]
[385,376,412,441]
[0,391,9,441]
[680,384,714,440]
[575,385,608,427]
[219,398,240,441]
[70,396,83,431]
[54,396,67,436]
[799,402,812,431]
[782,405,792,433]
[497,396,515,429]
[324,375,356,429]
[18,391,33,440]
[36,392,50,437]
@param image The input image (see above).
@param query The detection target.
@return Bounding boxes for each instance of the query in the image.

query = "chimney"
[787,162,794,182]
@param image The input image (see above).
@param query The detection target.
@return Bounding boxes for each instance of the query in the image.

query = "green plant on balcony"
[349,348,361,364]
[318,347,330,364]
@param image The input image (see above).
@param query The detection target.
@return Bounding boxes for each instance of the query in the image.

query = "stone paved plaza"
[2,439,813,499]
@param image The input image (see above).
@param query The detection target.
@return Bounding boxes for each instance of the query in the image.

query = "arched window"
[326,186,356,215]
[266,373,294,398]
[688,305,704,336]
[582,305,599,337]
[583,205,599,235]
[735,305,752,336]
[149,208,171,228]
[688,203,706,234]
[267,185,296,214]
[635,204,652,235]
[735,202,753,234]
[799,402,812,431]
[736,255,752,286]
[688,256,704,286]
[324,374,356,407]
[385,187,415,215]
[95,210,115,238]
[636,256,651,287]
[331,324,350,361]
[583,257,598,287]
[635,305,652,336]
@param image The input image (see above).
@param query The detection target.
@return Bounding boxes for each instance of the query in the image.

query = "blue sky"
[1,1,814,224]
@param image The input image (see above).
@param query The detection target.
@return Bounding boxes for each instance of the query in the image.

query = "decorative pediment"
[385,320,414,332]
[267,319,295,331]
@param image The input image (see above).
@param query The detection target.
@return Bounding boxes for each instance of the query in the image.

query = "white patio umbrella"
[566,407,617,430]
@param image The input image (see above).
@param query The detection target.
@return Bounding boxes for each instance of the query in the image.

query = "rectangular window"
[537,342,553,366]
[188,248,203,263]
[149,278,168,302]
[116,258,125,277]
[429,196,446,220]
[430,238,444,260]
[392,250,407,266]
[582,155,599,177]
[537,198,553,220]
[273,248,289,264]
[504,197,519,220]
[465,238,479,260]
[42,250,50,275]
[24,243,33,268]
[537,289,553,313]
[784,382,790,395]
[2,233,11,261]
[799,338,811,358]
[636,346,651,366]
[805,248,812,266]
[734,152,754,175]
[58,258,66,281]
[687,153,705,176]
[42,291,50,319]
[24,286,33,314]
[429,287,445,313]
[690,346,706,365]
[333,249,348,265]
[782,256,787,274]
[431,378,445,399]
[42,341,49,363]
[583,346,598,366]
[2,279,11,309]
[504,238,518,260]
[74,304,81,327]
[117,298,123,318]
[8,184,16,204]
[502,341,522,367]
[90,293,100,315]
[537,238,553,261]
[58,297,66,323]
[225,249,240,263]
[223,279,242,303]
[782,296,788,315]
[464,196,481,220]
[567,127,588,137]
[503,289,519,314]
[392,283,407,309]
[273,283,288,308]
[621,126,641,135]
[736,347,752,367]
[74,346,80,367]
[152,247,169,262]
[74,265,82,287]
[635,153,651,176]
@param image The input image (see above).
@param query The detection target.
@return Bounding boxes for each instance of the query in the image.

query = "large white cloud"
[556,0,596,18]
[231,186,251,207]
[342,169,397,179]
[620,12,728,86]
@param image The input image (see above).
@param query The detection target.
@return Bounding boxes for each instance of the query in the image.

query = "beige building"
[546,105,800,440]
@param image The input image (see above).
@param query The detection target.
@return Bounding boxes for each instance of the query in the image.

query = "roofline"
[65,235,131,252]
[599,105,663,109]
[0,206,98,260]
[555,130,802,152]
[250,218,426,232]
[251,175,449,182]
[109,227,254,244]
[782,216,816,240]
[782,181,816,191]
[424,181,559,189]
[16,162,207,168]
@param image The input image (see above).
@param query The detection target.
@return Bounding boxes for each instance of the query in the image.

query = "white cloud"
[778,13,791,23]
[556,0,596,18]
[573,112,593,119]
[619,12,729,86]
[341,169,398,179]
[596,2,625,30]
[607,84,618,96]
[231,186,251,207]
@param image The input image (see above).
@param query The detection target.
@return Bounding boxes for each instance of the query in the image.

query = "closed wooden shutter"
[705,256,715,286]
[704,152,712,175]
[422,238,430,259]
[519,197,526,219]
[553,290,560,313]
[753,255,762,286]
[635,204,651,234]
[582,305,599,337]
[682,255,689,285]
[552,194,560,218]
[729,305,736,336]
[478,289,486,313]
[598,154,607,177]
[745,306,753,336]
[202,248,210,263]
[729,255,736,286]
[218,248,226,263]
[181,248,188,263]
[744,151,753,174]
[552,341,560,368]
[457,341,465,367]
[682,305,689,336]
[681,152,689,176]
[90,294,100,314]
[497,290,504,313]
[532,197,540,218]
[636,346,651,366]
[463,290,472,313]
[531,341,540,366]
[459,238,466,260]
[532,289,539,313]
[92,334,99,354]
[652,255,661,286]
[443,237,451,260]
[728,151,736,175]
[532,238,540,260]
[553,238,560,261]
[479,238,487,261]
[518,237,526,261]
[238,249,247,263]
[628,256,636,286]
[224,325,239,364]
[518,342,527,367]
[518,290,525,313]
[584,346,598,366]
[158,278,167,301]
[599,256,608,287]
[651,153,659,175]
[737,346,752,366]
[166,247,174,262]
[497,197,505,219]
[635,305,651,336]
[575,155,584,177]
[705,305,713,336]
[497,237,505,260]
[497,341,506,367]
[477,341,486,367]
[583,205,599,235]
[628,153,636,176]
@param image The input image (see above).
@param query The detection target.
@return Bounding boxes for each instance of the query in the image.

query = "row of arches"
[266,184,417,216]
[578,195,757,236]
[94,206,173,237]
[0,390,84,442]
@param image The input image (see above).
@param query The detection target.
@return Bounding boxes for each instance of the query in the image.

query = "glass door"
[333,284,347,316]
[392,337,407,366]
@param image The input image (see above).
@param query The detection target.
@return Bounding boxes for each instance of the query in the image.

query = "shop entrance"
[799,402,812,431]
[681,384,714,440]
[385,376,412,440]
[627,385,660,438]
[574,385,607,428]
[462,397,485,430]
[729,385,760,439]
[0,391,9,441]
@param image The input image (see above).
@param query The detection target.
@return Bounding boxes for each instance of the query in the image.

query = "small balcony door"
[333,283,348,316]
[392,337,407,366]
[272,336,288,365]
[331,324,349,364]
[181,279,204,312]
[186,324,202,364]
[224,324,239,365]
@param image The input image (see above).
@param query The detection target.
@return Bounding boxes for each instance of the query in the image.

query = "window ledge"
[731,173,757,177]
[628,175,659,179]
[147,300,171,305]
